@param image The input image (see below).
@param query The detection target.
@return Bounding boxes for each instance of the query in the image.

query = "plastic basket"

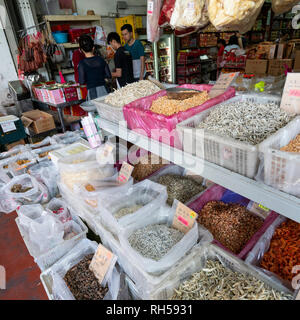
[177,94,282,178]
[15,211,88,271]
[258,117,300,197]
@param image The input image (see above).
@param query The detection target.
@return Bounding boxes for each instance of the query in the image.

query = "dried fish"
[114,204,144,220]
[171,260,293,300]
[197,101,295,145]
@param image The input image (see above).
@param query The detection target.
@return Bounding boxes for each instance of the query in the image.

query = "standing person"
[107,32,134,88]
[78,35,112,100]
[121,24,146,82]
[217,39,226,58]
[224,35,241,54]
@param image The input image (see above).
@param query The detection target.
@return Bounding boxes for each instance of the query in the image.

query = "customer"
[107,32,134,88]
[217,39,226,58]
[78,35,111,100]
[121,24,146,82]
[224,35,241,54]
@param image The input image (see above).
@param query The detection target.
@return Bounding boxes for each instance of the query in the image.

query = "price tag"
[147,0,154,15]
[172,201,198,234]
[118,162,134,184]
[247,201,271,220]
[280,73,300,114]
[209,72,239,98]
[1,121,16,133]
[89,244,116,285]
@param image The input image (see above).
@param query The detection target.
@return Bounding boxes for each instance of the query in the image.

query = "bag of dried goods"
[208,0,265,34]
[272,0,299,14]
[159,0,176,27]
[147,0,163,42]
[8,151,37,176]
[170,0,209,29]
[46,198,72,224]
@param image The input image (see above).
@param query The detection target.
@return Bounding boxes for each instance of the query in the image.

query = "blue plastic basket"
[52,32,69,44]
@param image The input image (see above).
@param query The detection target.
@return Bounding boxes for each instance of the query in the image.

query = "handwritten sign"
[280,73,300,114]
[172,201,198,234]
[118,162,134,184]
[1,121,16,133]
[209,72,239,98]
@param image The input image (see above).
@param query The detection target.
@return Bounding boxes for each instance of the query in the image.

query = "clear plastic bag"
[97,179,168,237]
[208,0,265,34]
[32,144,64,162]
[147,0,163,42]
[170,0,209,29]
[29,137,52,150]
[17,204,45,232]
[8,151,37,176]
[50,131,83,145]
[118,203,199,275]
[46,198,72,224]
[272,0,299,14]
[0,145,30,160]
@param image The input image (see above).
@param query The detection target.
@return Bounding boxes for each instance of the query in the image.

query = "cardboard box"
[5,139,25,151]
[245,59,268,75]
[21,110,56,135]
[294,50,300,71]
[268,59,293,76]
[277,43,287,59]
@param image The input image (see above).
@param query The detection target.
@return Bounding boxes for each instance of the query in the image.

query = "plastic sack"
[97,179,168,236]
[50,131,83,145]
[58,149,115,191]
[46,198,72,224]
[17,204,45,232]
[32,144,64,162]
[50,239,123,300]
[0,174,48,214]
[147,0,163,42]
[123,84,236,148]
[272,0,299,14]
[159,0,176,27]
[118,203,199,275]
[29,137,52,150]
[208,0,265,34]
[170,0,209,29]
[27,161,59,198]
[0,144,29,160]
[8,151,37,176]
[94,26,107,46]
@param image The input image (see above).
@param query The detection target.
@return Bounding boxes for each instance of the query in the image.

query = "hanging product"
[208,0,265,34]
[272,0,299,14]
[158,0,176,27]
[170,0,209,29]
[147,0,163,42]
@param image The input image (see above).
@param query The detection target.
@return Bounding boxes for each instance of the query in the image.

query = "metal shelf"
[95,117,300,223]
[32,98,85,109]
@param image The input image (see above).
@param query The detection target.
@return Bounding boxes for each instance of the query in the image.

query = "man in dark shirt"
[78,35,111,100]
[107,32,134,88]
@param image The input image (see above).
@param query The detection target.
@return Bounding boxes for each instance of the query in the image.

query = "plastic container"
[123,84,236,148]
[52,32,69,44]
[177,94,282,178]
[257,116,300,197]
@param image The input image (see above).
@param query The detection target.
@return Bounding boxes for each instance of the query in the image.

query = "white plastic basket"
[15,210,88,271]
[177,94,282,178]
[258,117,300,197]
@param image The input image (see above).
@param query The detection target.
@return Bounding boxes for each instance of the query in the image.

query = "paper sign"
[280,73,300,114]
[209,72,239,98]
[172,202,198,234]
[89,244,116,285]
[147,0,154,14]
[1,121,16,133]
[118,162,134,184]
[247,201,271,220]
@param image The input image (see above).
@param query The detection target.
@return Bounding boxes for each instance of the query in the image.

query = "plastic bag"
[97,179,168,236]
[50,131,83,145]
[159,0,176,27]
[272,0,299,14]
[17,204,45,232]
[0,144,29,161]
[147,0,163,42]
[32,144,64,162]
[8,151,37,176]
[0,174,48,214]
[170,0,209,29]
[29,137,52,150]
[94,26,107,46]
[118,203,199,275]
[46,198,72,224]
[208,0,265,34]
[50,239,123,300]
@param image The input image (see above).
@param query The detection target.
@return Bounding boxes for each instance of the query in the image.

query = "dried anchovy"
[158,174,206,206]
[171,260,293,300]
[64,254,109,300]
[114,204,144,220]
[128,224,184,261]
[197,102,295,145]
[104,80,161,108]
[11,184,33,193]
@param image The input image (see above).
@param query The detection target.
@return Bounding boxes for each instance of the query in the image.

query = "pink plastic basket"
[123,84,236,148]
[187,184,279,260]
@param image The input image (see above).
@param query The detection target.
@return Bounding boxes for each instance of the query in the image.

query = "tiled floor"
[0,212,48,300]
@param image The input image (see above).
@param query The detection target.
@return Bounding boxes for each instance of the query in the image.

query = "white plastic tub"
[177,94,283,178]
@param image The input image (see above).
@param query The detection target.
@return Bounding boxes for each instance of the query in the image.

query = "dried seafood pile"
[114,204,144,220]
[280,134,300,153]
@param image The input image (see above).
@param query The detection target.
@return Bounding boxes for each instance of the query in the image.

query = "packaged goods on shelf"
[177,94,294,178]
[208,0,265,34]
[152,244,294,300]
[257,117,300,198]
[123,84,235,148]
[272,0,300,14]
[40,239,126,300]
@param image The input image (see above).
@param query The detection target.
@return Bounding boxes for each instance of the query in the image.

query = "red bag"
[158,0,176,27]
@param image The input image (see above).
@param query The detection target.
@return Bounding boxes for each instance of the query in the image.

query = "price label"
[118,162,134,184]
[1,121,16,133]
[247,201,271,220]
[280,73,300,114]
[89,244,116,285]
[172,201,198,234]
[209,72,239,98]
[147,0,154,15]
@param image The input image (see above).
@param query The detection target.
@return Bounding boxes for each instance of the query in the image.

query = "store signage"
[209,72,239,98]
[172,201,198,234]
[1,121,16,133]
[89,244,116,286]
[118,162,134,184]
[280,73,300,114]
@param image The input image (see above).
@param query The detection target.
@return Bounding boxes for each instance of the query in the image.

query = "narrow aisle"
[0,212,48,300]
